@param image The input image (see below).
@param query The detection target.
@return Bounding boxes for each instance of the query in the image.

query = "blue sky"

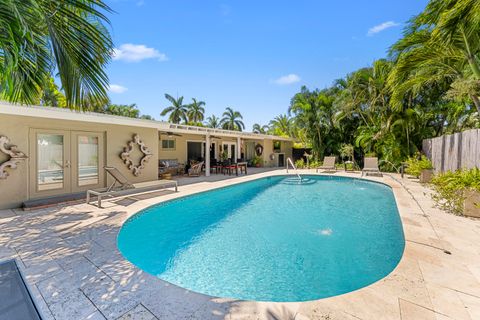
[105,0,428,129]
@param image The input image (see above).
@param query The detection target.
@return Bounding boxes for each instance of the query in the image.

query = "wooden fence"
[422,129,480,173]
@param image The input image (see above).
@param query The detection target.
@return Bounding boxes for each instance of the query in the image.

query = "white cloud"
[273,74,301,85]
[108,84,128,94]
[220,4,231,16]
[112,43,168,62]
[367,21,400,36]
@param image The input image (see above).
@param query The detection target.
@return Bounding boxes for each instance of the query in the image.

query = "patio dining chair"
[222,160,237,175]
[210,159,222,174]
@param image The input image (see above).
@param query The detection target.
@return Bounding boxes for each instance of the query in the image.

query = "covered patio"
[157,123,292,178]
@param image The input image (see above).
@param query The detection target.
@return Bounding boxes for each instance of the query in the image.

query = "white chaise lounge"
[361,157,382,177]
[316,156,336,173]
[86,166,178,208]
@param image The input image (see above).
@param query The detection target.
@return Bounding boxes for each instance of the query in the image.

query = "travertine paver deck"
[1,169,479,320]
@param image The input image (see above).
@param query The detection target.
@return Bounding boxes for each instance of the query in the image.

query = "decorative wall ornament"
[120,134,153,176]
[255,143,264,156]
[0,136,28,179]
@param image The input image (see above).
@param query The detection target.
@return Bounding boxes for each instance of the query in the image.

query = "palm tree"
[290,86,339,158]
[388,0,480,114]
[103,104,140,118]
[427,0,480,79]
[269,114,293,137]
[220,107,245,131]
[187,98,206,123]
[252,123,269,134]
[205,115,221,128]
[160,94,188,124]
[0,0,113,108]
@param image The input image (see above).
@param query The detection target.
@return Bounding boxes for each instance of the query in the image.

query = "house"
[0,103,292,209]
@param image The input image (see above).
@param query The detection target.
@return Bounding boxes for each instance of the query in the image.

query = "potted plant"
[420,167,434,183]
[252,155,262,167]
[464,189,480,218]
[431,168,480,217]
[220,150,228,162]
[405,155,434,183]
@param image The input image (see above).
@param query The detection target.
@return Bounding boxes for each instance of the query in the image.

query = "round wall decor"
[255,144,264,156]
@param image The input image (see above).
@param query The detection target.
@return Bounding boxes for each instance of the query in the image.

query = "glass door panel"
[78,135,99,186]
[29,129,71,198]
[221,142,237,162]
[71,132,104,192]
[187,142,203,163]
[37,134,65,191]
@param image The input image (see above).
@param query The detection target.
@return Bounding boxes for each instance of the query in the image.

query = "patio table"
[236,162,248,176]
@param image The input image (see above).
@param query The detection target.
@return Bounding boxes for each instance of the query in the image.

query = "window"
[162,139,175,150]
[273,141,281,152]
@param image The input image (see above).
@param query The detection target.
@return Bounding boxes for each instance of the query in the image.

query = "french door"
[222,142,236,162]
[29,129,105,198]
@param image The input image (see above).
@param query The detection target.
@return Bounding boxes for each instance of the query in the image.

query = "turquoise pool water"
[117,175,405,302]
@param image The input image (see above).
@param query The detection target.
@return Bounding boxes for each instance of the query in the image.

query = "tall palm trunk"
[471,95,480,114]
[460,28,480,114]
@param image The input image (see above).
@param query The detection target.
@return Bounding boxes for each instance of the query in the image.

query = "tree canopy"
[0,0,113,108]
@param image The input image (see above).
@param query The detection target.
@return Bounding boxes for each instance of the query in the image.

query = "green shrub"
[308,160,320,169]
[294,159,305,169]
[405,155,433,178]
[430,168,480,215]
[336,162,358,170]
[339,143,354,162]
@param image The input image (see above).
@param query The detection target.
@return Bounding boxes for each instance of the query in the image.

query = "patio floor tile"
[1,170,480,320]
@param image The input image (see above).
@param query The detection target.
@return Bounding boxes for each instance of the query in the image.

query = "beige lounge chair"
[316,156,336,173]
[362,157,382,177]
[86,166,178,208]
[188,161,204,177]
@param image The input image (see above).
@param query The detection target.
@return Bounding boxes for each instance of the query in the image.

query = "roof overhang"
[0,103,292,141]
[163,123,291,141]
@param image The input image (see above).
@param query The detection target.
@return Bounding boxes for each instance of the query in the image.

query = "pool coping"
[111,171,441,310]
[111,171,462,312]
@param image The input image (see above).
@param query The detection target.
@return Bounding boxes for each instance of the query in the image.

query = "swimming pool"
[117,175,405,302]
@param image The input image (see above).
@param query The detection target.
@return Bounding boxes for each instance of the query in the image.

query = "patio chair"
[316,156,337,173]
[188,161,204,177]
[210,159,222,174]
[86,166,178,208]
[362,157,382,177]
[222,160,237,175]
